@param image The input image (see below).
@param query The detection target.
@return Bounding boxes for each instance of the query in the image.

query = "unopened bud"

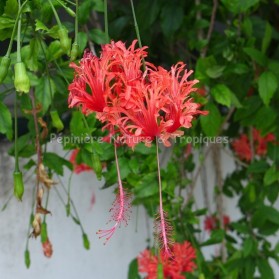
[24,249,31,268]
[13,171,24,201]
[92,152,102,181]
[82,233,90,250]
[65,7,76,17]
[50,110,64,131]
[70,42,79,61]
[14,62,30,93]
[58,27,71,55]
[0,56,11,84]
[41,222,48,243]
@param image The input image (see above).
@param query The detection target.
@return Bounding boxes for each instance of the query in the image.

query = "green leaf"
[252,205,279,229]
[206,65,225,79]
[160,3,184,37]
[24,38,40,71]
[258,71,278,106]
[127,258,140,279]
[262,22,272,54]
[35,76,56,114]
[35,19,49,32]
[89,28,107,45]
[0,16,14,29]
[264,165,279,186]
[4,0,18,18]
[70,111,90,137]
[221,0,259,13]
[243,238,254,257]
[211,84,232,107]
[231,63,249,75]
[253,106,277,133]
[200,102,222,137]
[195,56,217,83]
[258,259,275,279]
[0,101,13,140]
[201,229,225,246]
[77,32,87,55]
[43,152,72,175]
[137,0,160,30]
[243,47,268,67]
[247,160,269,174]
[46,40,63,61]
[133,172,158,198]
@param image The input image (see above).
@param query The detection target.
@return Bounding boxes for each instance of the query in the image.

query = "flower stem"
[47,0,62,27]
[6,0,28,57]
[74,0,79,43]
[129,0,146,70]
[14,93,19,172]
[104,0,109,43]
[155,137,171,255]
[17,0,22,63]
[129,0,142,48]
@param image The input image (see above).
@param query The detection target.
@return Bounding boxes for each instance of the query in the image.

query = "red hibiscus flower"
[232,128,276,162]
[138,241,196,279]
[204,215,230,232]
[232,134,252,162]
[69,149,92,174]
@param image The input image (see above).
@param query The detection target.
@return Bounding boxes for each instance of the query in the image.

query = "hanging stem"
[74,0,79,43]
[104,0,109,43]
[155,137,172,256]
[130,0,143,48]
[14,93,20,172]
[6,0,28,57]
[129,0,146,70]
[47,0,63,27]
[17,0,22,63]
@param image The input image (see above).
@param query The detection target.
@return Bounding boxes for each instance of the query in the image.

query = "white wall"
[0,142,278,278]
[0,142,152,279]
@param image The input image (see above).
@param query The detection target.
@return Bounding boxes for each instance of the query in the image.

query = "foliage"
[0,0,279,278]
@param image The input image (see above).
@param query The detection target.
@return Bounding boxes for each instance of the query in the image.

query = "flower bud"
[82,233,90,250]
[50,110,64,131]
[65,202,70,217]
[92,152,102,181]
[13,171,24,201]
[0,56,11,84]
[58,27,71,55]
[65,7,76,17]
[41,222,48,244]
[24,249,31,269]
[70,42,79,61]
[14,62,30,93]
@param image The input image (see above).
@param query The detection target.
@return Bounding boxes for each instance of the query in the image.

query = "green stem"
[56,175,86,233]
[130,0,143,48]
[43,189,50,222]
[17,0,22,63]
[74,0,79,43]
[104,0,109,43]
[55,60,70,84]
[5,0,28,57]
[130,0,146,70]
[26,187,36,249]
[14,93,19,171]
[155,138,163,222]
[67,172,73,210]
[48,0,63,27]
